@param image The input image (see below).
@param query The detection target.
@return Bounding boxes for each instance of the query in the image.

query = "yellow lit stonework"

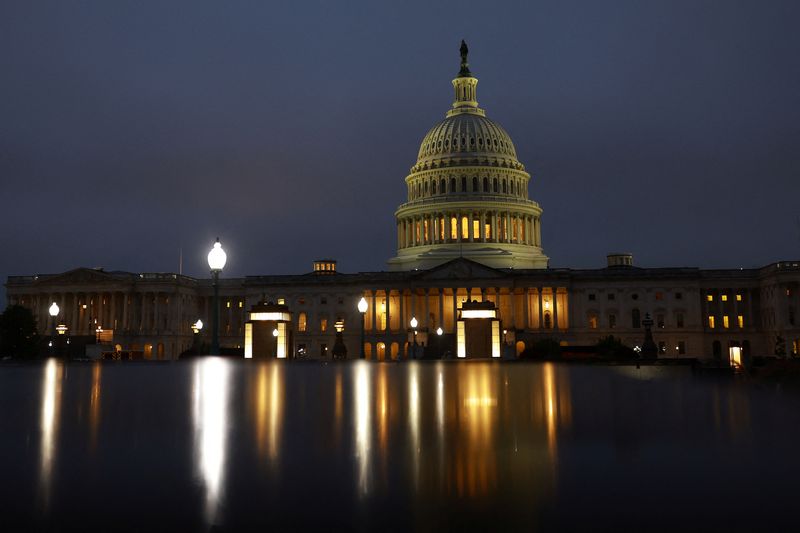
[389,44,548,271]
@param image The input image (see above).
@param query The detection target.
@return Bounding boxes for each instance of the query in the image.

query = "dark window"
[502,180,507,193]
[337,297,344,305]
[632,294,639,300]
[790,308,796,326]
[432,181,437,194]
[676,313,684,328]
[320,297,327,305]
[320,343,328,357]
[588,294,596,301]
[450,177,456,192]
[657,314,665,328]
[608,293,615,301]
[493,178,498,192]
[441,178,446,193]
[632,309,641,328]
[675,292,683,300]
[483,177,488,192]
[609,314,617,328]
[655,292,663,300]
[461,176,467,192]
[472,177,478,192]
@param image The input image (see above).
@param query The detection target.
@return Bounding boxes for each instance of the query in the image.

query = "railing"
[397,195,540,210]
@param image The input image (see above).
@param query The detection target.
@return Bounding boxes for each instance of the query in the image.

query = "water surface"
[0,359,797,531]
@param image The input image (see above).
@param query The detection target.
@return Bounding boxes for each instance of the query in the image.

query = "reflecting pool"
[0,359,798,531]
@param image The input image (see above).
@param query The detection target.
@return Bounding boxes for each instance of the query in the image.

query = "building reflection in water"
[409,363,421,490]
[192,358,231,524]
[354,362,371,497]
[39,358,62,510]
[254,362,284,465]
[542,362,571,462]
[89,361,102,451]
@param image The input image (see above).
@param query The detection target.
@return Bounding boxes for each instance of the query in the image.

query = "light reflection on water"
[9,359,798,530]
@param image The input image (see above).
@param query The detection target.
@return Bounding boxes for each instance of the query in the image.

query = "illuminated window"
[708,316,715,328]
[484,222,491,239]
[415,222,421,243]
[451,216,458,239]
[226,301,231,308]
[736,294,742,301]
[277,298,285,305]
[423,219,429,242]
[707,294,713,302]
[238,301,243,308]
[298,312,307,332]
[320,318,328,332]
[588,315,598,329]
[502,218,508,240]
[440,216,445,240]
[721,295,728,302]
[521,220,525,242]
[473,219,480,239]
[723,315,729,329]
[737,315,744,328]
[511,218,517,241]
[461,216,468,239]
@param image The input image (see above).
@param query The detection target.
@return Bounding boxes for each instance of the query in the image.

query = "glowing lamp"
[49,302,59,317]
[357,297,368,314]
[410,316,418,329]
[437,327,443,336]
[272,328,279,337]
[207,238,227,272]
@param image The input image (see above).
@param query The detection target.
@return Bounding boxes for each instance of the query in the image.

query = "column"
[536,217,542,246]
[452,288,459,330]
[553,288,559,331]
[424,289,430,330]
[538,290,544,330]
[468,212,474,242]
[398,290,405,332]
[122,293,129,332]
[371,290,377,333]
[385,289,392,332]
[521,288,529,330]
[438,289,444,330]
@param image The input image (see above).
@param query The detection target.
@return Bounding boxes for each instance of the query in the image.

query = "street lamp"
[207,237,227,355]
[273,327,279,358]
[436,326,443,359]
[410,316,418,360]
[48,302,59,356]
[357,297,368,359]
[192,319,203,353]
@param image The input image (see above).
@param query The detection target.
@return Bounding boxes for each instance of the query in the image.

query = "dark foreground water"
[0,359,798,532]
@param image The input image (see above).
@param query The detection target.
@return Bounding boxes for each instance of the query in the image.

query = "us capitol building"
[6,43,800,361]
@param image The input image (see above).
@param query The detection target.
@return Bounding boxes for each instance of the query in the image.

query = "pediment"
[36,268,120,286]
[415,258,506,281]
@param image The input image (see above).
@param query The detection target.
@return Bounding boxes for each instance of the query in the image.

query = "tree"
[0,305,40,359]
[596,335,635,360]
[520,338,562,359]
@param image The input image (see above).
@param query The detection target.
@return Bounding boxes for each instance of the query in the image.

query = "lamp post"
[48,302,59,356]
[357,297,368,359]
[192,319,203,353]
[410,316,418,360]
[207,238,227,355]
[436,326,443,359]
[272,327,279,358]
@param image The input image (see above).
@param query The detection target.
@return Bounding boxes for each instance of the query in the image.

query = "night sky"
[2,1,799,304]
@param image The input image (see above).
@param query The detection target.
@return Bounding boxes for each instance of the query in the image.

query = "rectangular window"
[657,314,665,328]
[678,341,686,355]
[484,222,491,239]
[502,218,508,240]
[721,295,728,302]
[723,315,729,329]
[451,217,458,239]
[675,292,683,300]
[321,297,327,305]
[320,318,328,332]
[461,216,469,239]
[277,298,285,305]
[238,301,243,308]
[298,313,307,332]
[677,313,684,328]
[473,219,480,239]
[226,301,231,308]
[609,314,616,329]
[708,316,715,329]
[588,294,596,301]
[589,316,598,329]
[790,309,795,326]
[736,294,742,302]
[737,315,744,328]
[655,292,663,300]
[707,294,713,302]
[608,293,615,301]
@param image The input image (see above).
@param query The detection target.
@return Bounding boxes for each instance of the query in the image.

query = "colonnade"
[397,211,541,249]
[360,286,568,334]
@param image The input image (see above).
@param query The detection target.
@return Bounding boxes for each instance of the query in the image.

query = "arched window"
[461,176,467,192]
[461,216,469,239]
[450,216,458,239]
[424,181,429,195]
[511,181,515,195]
[483,177,488,192]
[441,178,447,193]
[472,177,478,192]
[502,180,507,193]
[432,180,437,194]
[450,177,456,192]
[298,312,307,332]
[494,178,499,192]
[632,309,641,328]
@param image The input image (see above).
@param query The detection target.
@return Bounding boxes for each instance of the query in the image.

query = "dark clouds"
[2,0,799,304]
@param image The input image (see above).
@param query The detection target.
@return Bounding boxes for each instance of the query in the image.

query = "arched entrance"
[390,342,399,361]
[515,340,525,356]
[376,342,386,361]
[364,343,372,360]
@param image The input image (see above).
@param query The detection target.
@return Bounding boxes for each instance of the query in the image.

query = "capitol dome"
[388,41,548,271]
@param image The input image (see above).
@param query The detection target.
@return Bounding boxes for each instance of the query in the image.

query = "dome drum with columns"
[388,41,549,271]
